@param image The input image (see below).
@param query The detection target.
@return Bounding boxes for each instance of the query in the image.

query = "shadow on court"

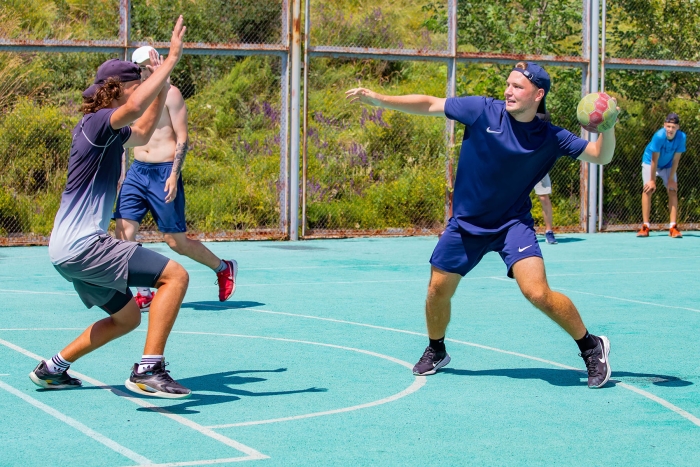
[127,368,327,414]
[440,367,692,388]
[181,301,265,310]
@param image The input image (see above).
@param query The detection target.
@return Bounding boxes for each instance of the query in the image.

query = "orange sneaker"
[669,225,683,238]
[636,225,650,237]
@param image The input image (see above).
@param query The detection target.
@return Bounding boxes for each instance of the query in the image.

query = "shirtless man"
[114,46,237,310]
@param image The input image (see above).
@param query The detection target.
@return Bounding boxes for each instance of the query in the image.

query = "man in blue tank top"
[346,62,618,388]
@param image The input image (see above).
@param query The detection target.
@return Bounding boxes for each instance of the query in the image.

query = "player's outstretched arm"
[114,15,186,137]
[345,88,446,117]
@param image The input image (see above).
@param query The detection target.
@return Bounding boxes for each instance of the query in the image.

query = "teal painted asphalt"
[1,233,699,466]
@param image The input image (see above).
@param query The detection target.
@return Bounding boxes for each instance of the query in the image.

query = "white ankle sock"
[137,287,152,297]
[137,355,163,374]
[46,353,72,374]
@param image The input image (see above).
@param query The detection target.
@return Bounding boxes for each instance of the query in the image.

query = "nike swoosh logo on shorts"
[486,127,502,134]
[518,245,532,252]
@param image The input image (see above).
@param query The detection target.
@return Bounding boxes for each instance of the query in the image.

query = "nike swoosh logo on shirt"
[518,245,532,252]
[599,355,607,364]
[486,127,502,134]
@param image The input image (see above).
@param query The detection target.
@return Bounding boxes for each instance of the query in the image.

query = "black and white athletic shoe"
[412,346,451,376]
[125,359,191,399]
[581,335,611,388]
[29,361,82,389]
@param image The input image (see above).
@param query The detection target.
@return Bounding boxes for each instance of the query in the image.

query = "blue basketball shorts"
[430,218,543,278]
[114,160,187,233]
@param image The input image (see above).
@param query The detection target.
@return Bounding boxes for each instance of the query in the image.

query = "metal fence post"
[301,0,310,238]
[580,0,590,232]
[120,0,131,61]
[598,0,607,231]
[588,0,600,234]
[280,0,291,238]
[289,0,302,241]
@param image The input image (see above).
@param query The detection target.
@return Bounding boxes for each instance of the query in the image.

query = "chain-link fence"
[0,0,289,244]
[602,0,700,232]
[3,0,699,244]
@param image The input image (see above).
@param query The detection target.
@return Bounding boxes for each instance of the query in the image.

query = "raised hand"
[145,48,163,75]
[168,15,186,63]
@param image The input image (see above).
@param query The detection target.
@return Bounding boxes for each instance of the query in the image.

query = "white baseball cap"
[132,46,157,65]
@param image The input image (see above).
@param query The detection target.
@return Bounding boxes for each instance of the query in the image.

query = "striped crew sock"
[137,355,163,374]
[45,353,72,374]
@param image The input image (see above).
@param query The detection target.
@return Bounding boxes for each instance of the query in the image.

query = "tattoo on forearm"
[171,140,188,178]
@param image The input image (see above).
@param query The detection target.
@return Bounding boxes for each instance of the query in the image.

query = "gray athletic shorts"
[54,235,169,314]
[534,173,552,196]
[642,163,677,188]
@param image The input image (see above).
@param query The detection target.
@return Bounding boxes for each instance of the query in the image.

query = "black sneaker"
[580,335,611,388]
[412,346,451,376]
[29,361,82,389]
[125,359,191,399]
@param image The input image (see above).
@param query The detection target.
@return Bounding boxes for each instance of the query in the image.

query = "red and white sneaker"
[216,260,238,301]
[134,291,155,312]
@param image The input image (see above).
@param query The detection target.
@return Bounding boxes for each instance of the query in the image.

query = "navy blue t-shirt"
[445,96,589,234]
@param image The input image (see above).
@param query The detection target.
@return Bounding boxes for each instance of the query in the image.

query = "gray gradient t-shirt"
[49,108,132,264]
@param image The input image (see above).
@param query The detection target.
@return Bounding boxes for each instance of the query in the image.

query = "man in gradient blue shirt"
[34,17,193,399]
[346,62,618,389]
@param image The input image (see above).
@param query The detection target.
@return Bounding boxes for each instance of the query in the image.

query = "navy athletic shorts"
[114,160,186,233]
[430,218,543,278]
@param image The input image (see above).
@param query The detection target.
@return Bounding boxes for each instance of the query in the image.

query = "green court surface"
[1,233,699,466]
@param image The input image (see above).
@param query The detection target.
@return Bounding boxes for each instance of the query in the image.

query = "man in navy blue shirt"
[346,62,618,388]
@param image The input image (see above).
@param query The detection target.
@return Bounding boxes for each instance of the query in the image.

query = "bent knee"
[427,283,455,303]
[159,260,189,287]
[522,286,550,306]
[164,237,186,254]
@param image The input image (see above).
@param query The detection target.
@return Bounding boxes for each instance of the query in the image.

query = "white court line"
[0,379,152,464]
[186,303,700,428]
[0,329,424,431]
[3,309,700,430]
[186,268,699,290]
[155,255,700,274]
[120,457,265,467]
[153,332,425,429]
[553,287,700,314]
[485,276,700,314]
[209,377,424,429]
[0,289,77,296]
[0,337,267,463]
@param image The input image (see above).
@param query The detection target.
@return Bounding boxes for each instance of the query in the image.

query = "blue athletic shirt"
[445,96,589,234]
[48,108,132,264]
[642,128,686,169]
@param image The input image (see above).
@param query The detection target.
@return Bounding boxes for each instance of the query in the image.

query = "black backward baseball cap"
[665,113,680,124]
[512,62,551,114]
[82,59,142,98]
